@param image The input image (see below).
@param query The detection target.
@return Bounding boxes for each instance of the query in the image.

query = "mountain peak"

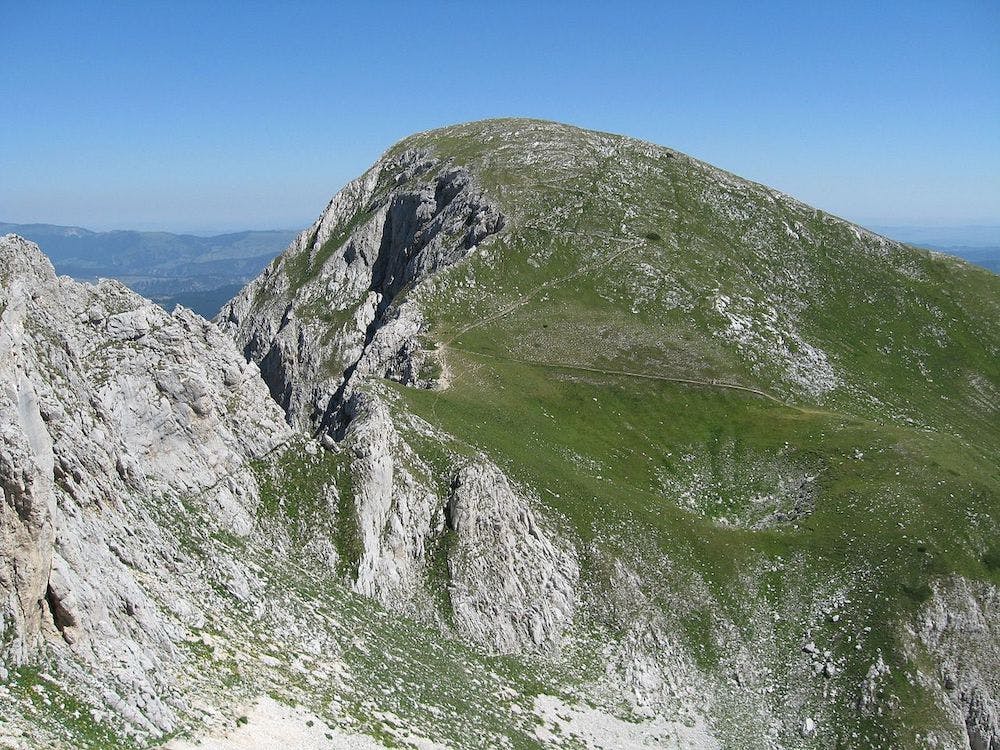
[3,124,999,749]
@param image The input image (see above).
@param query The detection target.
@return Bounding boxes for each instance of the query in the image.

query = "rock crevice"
[217,151,505,437]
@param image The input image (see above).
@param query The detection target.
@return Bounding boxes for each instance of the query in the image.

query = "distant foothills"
[0,222,297,317]
[1,220,995,318]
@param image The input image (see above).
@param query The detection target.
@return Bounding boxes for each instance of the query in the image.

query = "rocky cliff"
[218,151,504,434]
[0,234,291,740]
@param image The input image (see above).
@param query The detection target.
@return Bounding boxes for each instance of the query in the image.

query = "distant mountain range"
[923,246,1000,273]
[867,224,1000,248]
[0,222,297,316]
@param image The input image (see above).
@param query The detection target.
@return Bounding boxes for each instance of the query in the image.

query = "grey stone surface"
[0,234,290,734]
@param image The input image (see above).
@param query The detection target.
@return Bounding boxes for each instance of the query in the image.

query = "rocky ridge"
[218,149,504,433]
[0,233,290,736]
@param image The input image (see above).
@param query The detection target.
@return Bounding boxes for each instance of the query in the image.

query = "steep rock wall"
[217,149,505,435]
[0,234,291,732]
[914,577,1000,750]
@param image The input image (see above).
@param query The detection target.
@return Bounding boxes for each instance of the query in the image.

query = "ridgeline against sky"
[2,1,999,233]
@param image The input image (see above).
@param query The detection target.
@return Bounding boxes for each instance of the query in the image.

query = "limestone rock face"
[446,462,578,654]
[0,249,57,663]
[0,234,290,730]
[915,578,1000,750]
[217,149,505,434]
[335,390,579,653]
[341,392,440,613]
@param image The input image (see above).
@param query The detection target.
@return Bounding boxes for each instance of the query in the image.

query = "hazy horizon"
[5,217,1000,247]
[3,3,999,230]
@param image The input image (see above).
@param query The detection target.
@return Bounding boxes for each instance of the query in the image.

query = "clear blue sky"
[2,1,998,233]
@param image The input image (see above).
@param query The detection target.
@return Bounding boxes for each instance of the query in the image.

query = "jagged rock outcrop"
[446,462,578,654]
[217,149,505,435]
[0,234,290,732]
[0,253,57,664]
[914,578,1000,750]
[341,393,441,613]
[337,390,579,653]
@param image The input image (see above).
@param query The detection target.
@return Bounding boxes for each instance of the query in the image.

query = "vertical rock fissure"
[314,178,505,440]
[219,156,506,439]
[316,200,418,439]
[44,582,75,635]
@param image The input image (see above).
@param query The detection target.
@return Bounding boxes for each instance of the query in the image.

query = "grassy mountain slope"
[228,119,999,748]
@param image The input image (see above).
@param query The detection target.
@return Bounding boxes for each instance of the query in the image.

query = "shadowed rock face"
[217,150,505,437]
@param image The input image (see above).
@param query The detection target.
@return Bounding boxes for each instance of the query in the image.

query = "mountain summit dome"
[2,120,998,749]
